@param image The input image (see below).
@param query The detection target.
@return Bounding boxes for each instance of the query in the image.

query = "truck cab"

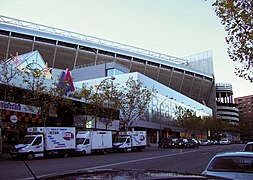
[114,135,132,152]
[11,134,44,160]
[113,131,146,152]
[75,131,112,155]
[11,127,76,160]
[76,131,91,155]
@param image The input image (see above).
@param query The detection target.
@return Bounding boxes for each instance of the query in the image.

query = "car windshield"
[21,136,35,144]
[115,137,126,143]
[164,138,177,142]
[207,156,253,173]
[76,138,85,145]
[172,138,178,142]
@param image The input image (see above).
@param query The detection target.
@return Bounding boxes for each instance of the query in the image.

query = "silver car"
[202,152,253,179]
[219,138,231,145]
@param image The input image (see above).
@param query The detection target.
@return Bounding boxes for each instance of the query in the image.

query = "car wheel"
[81,150,86,156]
[102,149,107,155]
[62,151,68,158]
[27,152,34,160]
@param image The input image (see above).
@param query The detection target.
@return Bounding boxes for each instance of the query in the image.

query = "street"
[0,144,245,180]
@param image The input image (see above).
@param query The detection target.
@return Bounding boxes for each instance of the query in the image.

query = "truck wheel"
[123,148,127,153]
[62,151,68,158]
[139,148,144,152]
[102,150,107,155]
[27,153,34,160]
[81,151,86,156]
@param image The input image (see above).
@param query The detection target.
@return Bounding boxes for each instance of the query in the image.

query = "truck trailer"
[75,130,112,155]
[113,131,146,152]
[10,127,76,160]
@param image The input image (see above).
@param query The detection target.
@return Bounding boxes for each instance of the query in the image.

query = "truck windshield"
[76,138,85,145]
[116,138,126,143]
[22,136,35,144]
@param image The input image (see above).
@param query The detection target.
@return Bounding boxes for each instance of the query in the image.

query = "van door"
[83,138,91,154]
[126,137,131,149]
[31,136,44,157]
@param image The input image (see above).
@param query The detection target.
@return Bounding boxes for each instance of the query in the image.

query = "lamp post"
[159,96,173,140]
[94,76,115,130]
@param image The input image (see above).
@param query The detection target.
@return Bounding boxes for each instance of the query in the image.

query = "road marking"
[20,144,242,180]
[77,146,227,171]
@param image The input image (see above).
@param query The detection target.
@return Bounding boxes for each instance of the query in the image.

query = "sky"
[0,0,252,98]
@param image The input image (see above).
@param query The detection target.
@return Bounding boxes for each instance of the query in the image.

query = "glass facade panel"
[77,72,213,128]
[106,68,124,76]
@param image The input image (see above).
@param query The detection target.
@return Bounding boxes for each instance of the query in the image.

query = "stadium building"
[0,15,215,143]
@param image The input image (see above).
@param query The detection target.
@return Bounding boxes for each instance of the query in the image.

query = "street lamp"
[159,96,173,139]
[94,76,115,130]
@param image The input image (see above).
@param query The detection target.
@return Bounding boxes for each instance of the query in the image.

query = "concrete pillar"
[157,130,159,143]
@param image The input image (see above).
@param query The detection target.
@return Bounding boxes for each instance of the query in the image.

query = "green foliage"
[0,53,25,156]
[22,65,75,126]
[174,106,204,137]
[89,79,121,129]
[76,77,154,130]
[203,116,239,139]
[0,55,22,103]
[213,0,253,81]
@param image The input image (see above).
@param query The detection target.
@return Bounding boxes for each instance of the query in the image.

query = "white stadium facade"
[0,15,216,143]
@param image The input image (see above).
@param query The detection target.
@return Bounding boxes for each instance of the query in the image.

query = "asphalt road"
[0,144,245,180]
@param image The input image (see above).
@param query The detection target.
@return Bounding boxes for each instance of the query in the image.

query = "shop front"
[1,109,43,143]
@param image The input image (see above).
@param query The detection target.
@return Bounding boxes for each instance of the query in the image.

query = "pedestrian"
[158,138,163,149]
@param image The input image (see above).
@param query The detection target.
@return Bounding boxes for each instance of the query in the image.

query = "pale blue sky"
[0,0,252,98]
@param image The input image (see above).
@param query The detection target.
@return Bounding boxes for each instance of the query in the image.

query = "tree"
[73,83,94,129]
[97,80,121,130]
[88,78,121,130]
[22,65,75,127]
[0,53,22,157]
[203,116,236,141]
[119,77,154,131]
[213,0,253,81]
[174,106,205,138]
[86,78,118,130]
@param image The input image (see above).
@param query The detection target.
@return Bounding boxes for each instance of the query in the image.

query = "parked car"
[184,139,199,149]
[243,142,253,152]
[162,138,178,149]
[200,139,211,146]
[210,140,219,145]
[202,152,253,179]
[219,138,231,145]
[174,138,188,148]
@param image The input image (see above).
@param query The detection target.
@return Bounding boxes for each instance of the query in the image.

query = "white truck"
[75,130,112,155]
[10,127,76,160]
[113,131,146,152]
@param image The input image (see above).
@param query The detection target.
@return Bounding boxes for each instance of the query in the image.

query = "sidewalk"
[0,144,12,160]
[0,153,11,160]
[147,143,158,148]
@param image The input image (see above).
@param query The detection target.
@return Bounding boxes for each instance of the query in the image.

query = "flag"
[64,69,75,91]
